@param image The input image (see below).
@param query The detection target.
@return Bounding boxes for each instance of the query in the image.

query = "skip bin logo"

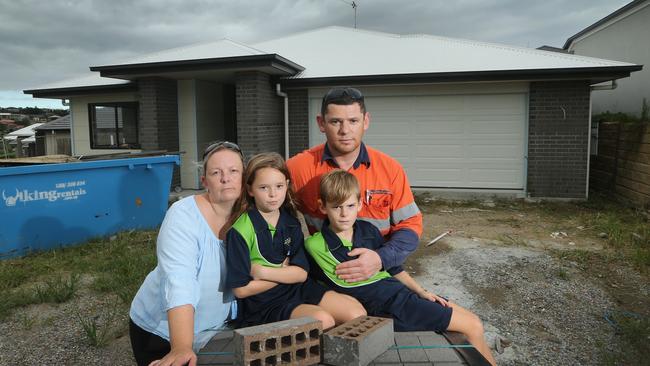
[2,180,87,207]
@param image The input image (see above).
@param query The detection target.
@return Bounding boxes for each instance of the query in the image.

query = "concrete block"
[322,316,394,366]
[233,317,322,366]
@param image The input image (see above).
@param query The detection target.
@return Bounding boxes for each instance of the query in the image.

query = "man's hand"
[335,248,382,282]
[417,290,450,307]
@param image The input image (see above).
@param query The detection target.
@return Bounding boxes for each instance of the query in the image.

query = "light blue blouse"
[130,195,235,351]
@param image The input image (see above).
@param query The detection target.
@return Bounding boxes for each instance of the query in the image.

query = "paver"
[322,316,394,366]
[415,332,459,363]
[233,317,322,366]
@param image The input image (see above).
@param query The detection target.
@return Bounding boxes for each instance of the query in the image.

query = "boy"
[304,170,496,366]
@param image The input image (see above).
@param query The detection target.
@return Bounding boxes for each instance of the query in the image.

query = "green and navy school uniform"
[305,219,453,332]
[225,207,327,327]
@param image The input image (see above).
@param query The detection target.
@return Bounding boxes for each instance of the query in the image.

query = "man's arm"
[376,227,420,270]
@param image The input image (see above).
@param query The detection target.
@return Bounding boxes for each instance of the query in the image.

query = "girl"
[225,152,365,329]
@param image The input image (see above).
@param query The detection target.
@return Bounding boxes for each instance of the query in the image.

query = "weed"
[18,312,36,330]
[76,303,120,348]
[486,217,521,228]
[553,249,599,265]
[556,268,569,280]
[497,233,527,246]
[33,273,79,303]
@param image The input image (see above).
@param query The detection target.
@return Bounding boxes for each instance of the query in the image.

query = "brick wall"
[287,89,309,156]
[527,81,590,198]
[235,72,283,157]
[138,77,180,187]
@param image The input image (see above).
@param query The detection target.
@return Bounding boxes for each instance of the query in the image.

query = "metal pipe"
[276,83,289,160]
[426,230,452,246]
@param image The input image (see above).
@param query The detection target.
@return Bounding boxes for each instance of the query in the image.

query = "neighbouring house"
[34,114,71,156]
[0,119,19,131]
[2,123,44,157]
[24,26,642,199]
[563,0,649,116]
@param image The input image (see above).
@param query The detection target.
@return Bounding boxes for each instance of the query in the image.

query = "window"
[89,103,139,149]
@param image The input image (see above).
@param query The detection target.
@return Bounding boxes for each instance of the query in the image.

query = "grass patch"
[0,230,157,319]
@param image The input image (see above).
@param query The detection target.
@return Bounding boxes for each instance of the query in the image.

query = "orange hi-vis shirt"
[287,143,422,239]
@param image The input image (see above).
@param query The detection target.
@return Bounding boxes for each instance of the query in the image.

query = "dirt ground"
[406,196,649,365]
[1,196,648,365]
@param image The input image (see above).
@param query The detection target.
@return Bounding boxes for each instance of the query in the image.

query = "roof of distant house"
[35,115,70,131]
[3,123,45,140]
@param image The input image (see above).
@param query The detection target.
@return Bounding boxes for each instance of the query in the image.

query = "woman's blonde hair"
[231,152,298,221]
[319,169,360,206]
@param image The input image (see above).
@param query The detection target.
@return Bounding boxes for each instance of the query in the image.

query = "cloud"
[0,0,631,106]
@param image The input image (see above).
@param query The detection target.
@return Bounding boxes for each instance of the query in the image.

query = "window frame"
[88,102,140,149]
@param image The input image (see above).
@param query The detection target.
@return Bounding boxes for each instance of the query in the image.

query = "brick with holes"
[322,316,394,366]
[233,317,322,366]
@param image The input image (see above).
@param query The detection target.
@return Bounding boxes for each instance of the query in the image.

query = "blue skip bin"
[0,155,180,259]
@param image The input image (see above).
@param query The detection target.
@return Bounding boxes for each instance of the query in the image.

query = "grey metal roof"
[92,39,266,68]
[253,27,637,80]
[34,114,70,131]
[25,26,641,96]
[563,0,649,49]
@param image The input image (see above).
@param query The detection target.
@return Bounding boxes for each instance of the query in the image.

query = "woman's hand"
[148,346,196,366]
[417,290,450,307]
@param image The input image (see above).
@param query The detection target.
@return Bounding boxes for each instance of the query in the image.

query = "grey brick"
[323,316,394,366]
[233,317,321,366]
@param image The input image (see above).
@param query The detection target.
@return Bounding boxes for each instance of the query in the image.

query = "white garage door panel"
[309,92,526,190]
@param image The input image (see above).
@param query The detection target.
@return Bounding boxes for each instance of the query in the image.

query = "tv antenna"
[339,0,358,28]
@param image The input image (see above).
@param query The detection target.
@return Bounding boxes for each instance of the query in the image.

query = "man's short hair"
[320,87,366,116]
[319,169,361,206]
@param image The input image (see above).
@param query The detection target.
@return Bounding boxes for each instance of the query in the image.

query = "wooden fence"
[590,121,650,207]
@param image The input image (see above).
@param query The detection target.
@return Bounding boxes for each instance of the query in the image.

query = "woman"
[129,141,244,366]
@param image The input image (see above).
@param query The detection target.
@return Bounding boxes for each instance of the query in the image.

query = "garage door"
[309,93,527,190]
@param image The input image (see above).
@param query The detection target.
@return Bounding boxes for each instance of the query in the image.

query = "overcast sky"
[0,0,631,109]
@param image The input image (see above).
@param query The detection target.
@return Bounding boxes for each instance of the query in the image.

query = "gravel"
[411,236,624,366]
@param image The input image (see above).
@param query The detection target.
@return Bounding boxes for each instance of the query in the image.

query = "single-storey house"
[24,26,642,199]
[563,0,649,116]
[34,114,71,156]
[2,123,44,157]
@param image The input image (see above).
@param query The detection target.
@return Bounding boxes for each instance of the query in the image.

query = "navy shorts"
[237,278,330,327]
[371,288,453,332]
[300,277,329,305]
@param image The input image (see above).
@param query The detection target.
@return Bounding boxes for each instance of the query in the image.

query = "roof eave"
[89,54,304,79]
[280,66,643,88]
[23,83,137,99]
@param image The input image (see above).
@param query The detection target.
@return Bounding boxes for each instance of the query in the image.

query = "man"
[287,87,422,283]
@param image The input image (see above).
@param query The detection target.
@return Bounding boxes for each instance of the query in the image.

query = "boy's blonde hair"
[319,170,360,206]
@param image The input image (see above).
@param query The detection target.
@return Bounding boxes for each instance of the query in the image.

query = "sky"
[0,0,632,109]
